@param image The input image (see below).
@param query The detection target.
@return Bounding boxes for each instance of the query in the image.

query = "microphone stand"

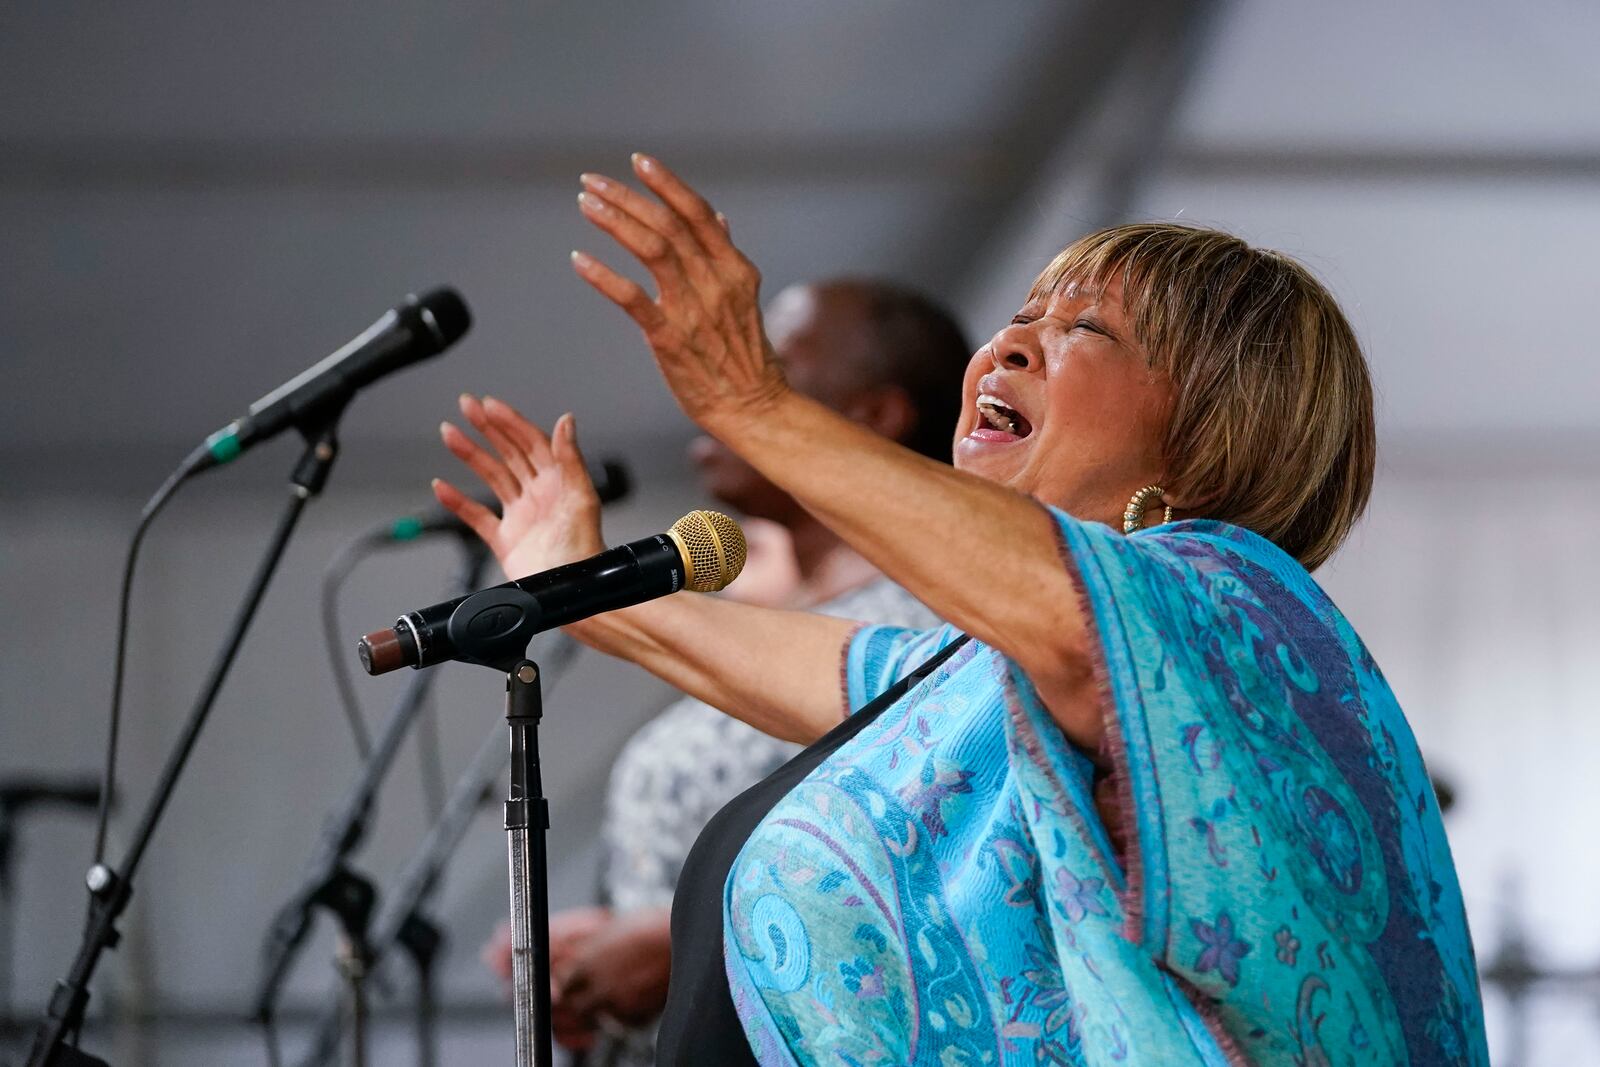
[26,421,344,1067]
[291,632,570,1067]
[501,657,552,1067]
[381,584,553,1067]
[252,541,490,1059]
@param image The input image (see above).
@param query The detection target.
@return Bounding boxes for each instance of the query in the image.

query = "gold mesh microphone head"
[665,510,746,592]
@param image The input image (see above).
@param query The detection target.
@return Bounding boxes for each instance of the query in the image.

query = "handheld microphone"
[188,287,472,473]
[357,510,745,675]
[381,460,633,543]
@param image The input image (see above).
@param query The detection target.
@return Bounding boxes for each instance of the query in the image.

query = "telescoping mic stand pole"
[405,583,553,1067]
[295,636,578,1067]
[503,659,550,1067]
[26,422,343,1067]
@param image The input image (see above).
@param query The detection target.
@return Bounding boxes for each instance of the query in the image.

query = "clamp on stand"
[392,912,443,1067]
[321,870,378,1067]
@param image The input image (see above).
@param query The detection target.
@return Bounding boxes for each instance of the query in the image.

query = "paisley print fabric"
[603,579,940,912]
[723,511,1487,1065]
[593,579,937,1067]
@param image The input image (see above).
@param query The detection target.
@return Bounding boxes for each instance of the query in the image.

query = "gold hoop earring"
[1122,485,1172,534]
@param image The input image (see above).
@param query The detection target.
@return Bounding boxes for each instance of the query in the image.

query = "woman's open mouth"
[971,393,1033,442]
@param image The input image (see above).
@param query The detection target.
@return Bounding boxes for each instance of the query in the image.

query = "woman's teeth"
[976,393,1027,436]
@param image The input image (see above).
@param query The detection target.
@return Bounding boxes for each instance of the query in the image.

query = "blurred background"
[2,1,1597,1063]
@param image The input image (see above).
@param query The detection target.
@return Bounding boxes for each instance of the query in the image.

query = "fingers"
[550,1002,597,1053]
[431,478,499,546]
[570,250,669,338]
[580,172,720,289]
[577,188,697,305]
[439,420,518,502]
[550,413,600,504]
[555,966,602,1022]
[628,153,730,260]
[481,395,555,472]
[580,172,685,246]
[459,393,539,487]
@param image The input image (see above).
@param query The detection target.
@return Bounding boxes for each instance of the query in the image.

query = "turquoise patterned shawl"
[722,509,1487,1065]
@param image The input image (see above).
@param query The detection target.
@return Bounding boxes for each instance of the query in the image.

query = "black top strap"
[656,631,972,1065]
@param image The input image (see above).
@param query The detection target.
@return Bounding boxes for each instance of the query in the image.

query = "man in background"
[487,277,971,1064]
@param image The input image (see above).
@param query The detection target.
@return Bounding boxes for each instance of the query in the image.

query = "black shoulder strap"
[848,632,972,723]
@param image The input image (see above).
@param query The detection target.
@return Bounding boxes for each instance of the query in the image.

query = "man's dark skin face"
[688,283,883,521]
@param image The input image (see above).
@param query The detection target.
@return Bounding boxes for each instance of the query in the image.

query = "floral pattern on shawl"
[723,511,1487,1065]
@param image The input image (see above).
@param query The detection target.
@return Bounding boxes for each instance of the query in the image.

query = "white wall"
[1317,467,1600,1065]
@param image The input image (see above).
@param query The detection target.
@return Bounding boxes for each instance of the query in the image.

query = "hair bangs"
[1028,225,1242,375]
[1028,222,1374,570]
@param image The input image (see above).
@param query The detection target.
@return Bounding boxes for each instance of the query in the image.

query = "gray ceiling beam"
[1165,144,1600,184]
[953,0,1227,332]
[0,136,1033,193]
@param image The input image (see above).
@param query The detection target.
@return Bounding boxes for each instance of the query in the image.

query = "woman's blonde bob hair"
[1032,223,1375,571]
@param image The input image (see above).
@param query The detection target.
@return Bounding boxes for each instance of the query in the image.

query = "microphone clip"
[441,587,544,673]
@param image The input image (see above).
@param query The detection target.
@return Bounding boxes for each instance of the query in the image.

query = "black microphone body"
[361,534,684,674]
[191,287,471,472]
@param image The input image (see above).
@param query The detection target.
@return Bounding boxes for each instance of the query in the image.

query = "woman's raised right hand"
[435,393,605,581]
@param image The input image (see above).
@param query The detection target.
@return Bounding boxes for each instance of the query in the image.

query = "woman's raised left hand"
[571,155,789,435]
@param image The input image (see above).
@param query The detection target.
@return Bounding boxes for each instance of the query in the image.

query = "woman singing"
[433,156,1487,1065]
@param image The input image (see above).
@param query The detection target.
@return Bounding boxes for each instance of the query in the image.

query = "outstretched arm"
[570,156,1101,751]
[435,394,856,744]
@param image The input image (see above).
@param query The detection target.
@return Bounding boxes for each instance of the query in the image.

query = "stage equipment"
[259,462,630,1063]
[187,288,469,475]
[0,778,106,1022]
[293,637,579,1067]
[25,287,470,1067]
[253,542,491,1060]
[357,509,746,676]
[320,460,630,761]
[357,511,744,1067]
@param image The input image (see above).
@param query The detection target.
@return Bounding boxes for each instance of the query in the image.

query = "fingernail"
[439,420,451,436]
[570,249,593,269]
[577,191,603,211]
[579,172,609,191]
[632,152,655,173]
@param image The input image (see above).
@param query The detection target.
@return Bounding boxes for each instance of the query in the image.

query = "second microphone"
[358,509,745,675]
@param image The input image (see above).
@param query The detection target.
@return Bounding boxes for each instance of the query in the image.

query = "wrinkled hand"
[435,394,604,581]
[551,906,674,1031]
[571,154,790,435]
